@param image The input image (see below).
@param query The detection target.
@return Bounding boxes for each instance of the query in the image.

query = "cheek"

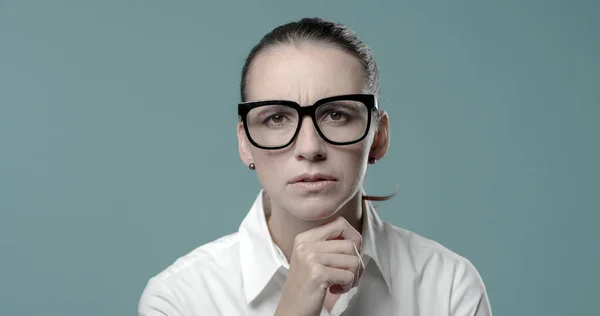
[340,140,371,162]
[334,145,370,177]
[251,148,284,168]
[250,149,287,185]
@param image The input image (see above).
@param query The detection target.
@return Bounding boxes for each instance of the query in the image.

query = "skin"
[237,42,390,315]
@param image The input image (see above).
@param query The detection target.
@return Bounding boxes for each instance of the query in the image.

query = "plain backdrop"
[1,1,598,315]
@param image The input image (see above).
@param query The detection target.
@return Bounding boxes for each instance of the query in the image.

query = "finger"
[313,265,354,294]
[311,240,358,256]
[296,217,362,252]
[351,243,365,287]
[329,284,346,294]
[312,239,366,272]
[316,253,361,271]
[315,253,364,288]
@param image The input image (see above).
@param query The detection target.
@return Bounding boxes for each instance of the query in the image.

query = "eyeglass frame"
[238,93,379,150]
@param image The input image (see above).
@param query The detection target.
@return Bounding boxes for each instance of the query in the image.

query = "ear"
[369,110,390,161]
[237,122,254,167]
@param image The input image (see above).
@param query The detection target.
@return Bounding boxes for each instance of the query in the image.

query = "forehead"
[245,44,365,104]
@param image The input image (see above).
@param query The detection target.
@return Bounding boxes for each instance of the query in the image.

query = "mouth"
[288,173,338,192]
[289,173,338,184]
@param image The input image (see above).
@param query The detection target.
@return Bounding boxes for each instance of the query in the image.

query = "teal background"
[1,0,598,315]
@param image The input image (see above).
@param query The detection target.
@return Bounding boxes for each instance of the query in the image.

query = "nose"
[293,116,327,162]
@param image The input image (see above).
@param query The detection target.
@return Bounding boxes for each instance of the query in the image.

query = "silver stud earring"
[368,157,376,164]
[248,163,255,170]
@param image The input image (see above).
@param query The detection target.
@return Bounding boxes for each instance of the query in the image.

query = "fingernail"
[341,284,351,292]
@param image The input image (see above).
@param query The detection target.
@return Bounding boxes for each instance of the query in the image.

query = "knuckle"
[293,234,305,246]
[295,241,308,254]
[305,250,318,263]
[336,216,350,225]
[309,265,325,282]
[342,240,355,253]
[351,256,361,269]
[354,239,363,253]
[344,270,355,284]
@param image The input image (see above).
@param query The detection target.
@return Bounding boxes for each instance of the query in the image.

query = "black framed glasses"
[238,94,378,150]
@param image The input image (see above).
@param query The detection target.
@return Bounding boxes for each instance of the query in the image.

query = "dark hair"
[240,17,395,202]
[240,17,379,102]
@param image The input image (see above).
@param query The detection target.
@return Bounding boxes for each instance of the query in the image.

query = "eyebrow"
[319,101,363,110]
[253,104,294,116]
[247,93,358,104]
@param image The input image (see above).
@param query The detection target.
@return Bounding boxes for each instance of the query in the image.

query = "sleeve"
[449,258,493,316]
[138,279,189,316]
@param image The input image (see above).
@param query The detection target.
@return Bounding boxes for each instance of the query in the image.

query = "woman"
[139,17,492,316]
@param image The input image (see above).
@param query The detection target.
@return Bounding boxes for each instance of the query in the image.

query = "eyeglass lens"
[245,100,369,147]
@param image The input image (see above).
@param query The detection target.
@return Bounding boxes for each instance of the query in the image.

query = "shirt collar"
[360,197,393,293]
[238,191,284,304]
[238,190,392,305]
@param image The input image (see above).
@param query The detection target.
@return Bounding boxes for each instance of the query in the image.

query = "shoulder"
[385,223,470,265]
[153,232,240,283]
[382,223,492,315]
[138,232,242,316]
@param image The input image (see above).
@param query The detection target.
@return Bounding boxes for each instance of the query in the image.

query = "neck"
[265,191,365,263]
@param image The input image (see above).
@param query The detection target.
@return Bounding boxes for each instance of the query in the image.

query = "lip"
[289,173,338,184]
[291,179,337,191]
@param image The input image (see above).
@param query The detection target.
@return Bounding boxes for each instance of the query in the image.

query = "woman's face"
[238,43,389,221]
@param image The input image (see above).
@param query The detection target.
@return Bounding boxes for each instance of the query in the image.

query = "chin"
[286,194,346,222]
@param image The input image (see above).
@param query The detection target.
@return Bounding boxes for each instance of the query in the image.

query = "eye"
[328,111,345,121]
[267,114,284,124]
[321,110,350,123]
[263,114,285,124]
[262,113,295,127]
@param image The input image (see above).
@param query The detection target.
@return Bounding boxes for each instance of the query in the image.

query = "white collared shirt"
[138,191,492,316]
